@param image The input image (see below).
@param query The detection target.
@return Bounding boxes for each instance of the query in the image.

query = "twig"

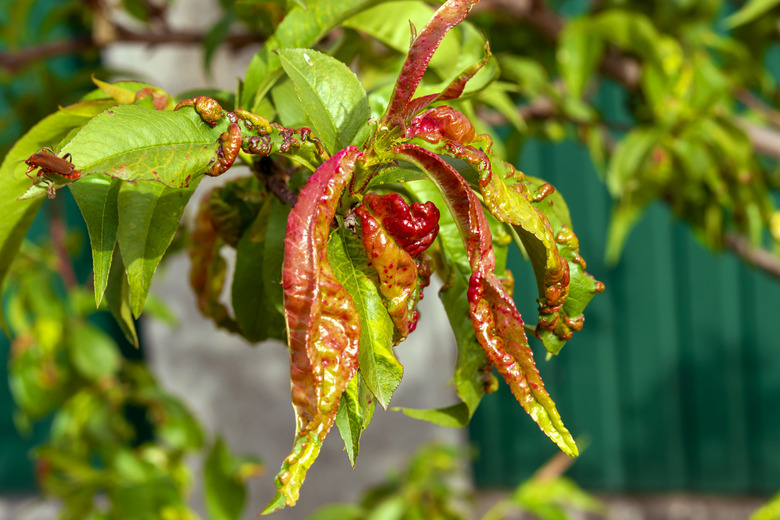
[0,39,92,73]
[0,28,262,73]
[737,118,780,160]
[254,157,299,207]
[736,89,780,130]
[723,233,780,280]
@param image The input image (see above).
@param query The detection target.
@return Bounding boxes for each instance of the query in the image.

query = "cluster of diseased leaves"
[0,0,602,514]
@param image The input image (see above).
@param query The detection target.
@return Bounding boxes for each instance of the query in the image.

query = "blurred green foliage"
[307,443,604,520]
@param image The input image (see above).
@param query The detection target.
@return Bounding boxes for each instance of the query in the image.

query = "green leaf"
[242,0,387,111]
[104,247,139,347]
[204,14,236,73]
[0,100,113,329]
[726,0,780,27]
[69,175,121,307]
[328,228,401,409]
[499,56,552,98]
[606,127,663,197]
[341,1,459,78]
[512,477,604,519]
[366,166,428,188]
[69,322,122,381]
[9,329,68,419]
[203,437,249,520]
[335,373,376,466]
[558,18,605,98]
[477,83,526,133]
[589,10,662,65]
[233,196,287,342]
[751,491,780,520]
[154,395,205,451]
[396,403,470,427]
[605,199,648,265]
[117,181,195,317]
[526,177,604,355]
[61,105,225,188]
[122,0,151,21]
[271,79,313,128]
[277,48,371,153]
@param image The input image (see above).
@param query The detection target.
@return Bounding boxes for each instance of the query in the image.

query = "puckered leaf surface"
[394,143,578,457]
[405,106,602,355]
[265,147,363,514]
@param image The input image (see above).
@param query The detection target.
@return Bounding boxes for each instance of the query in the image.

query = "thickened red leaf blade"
[405,106,602,355]
[356,204,420,342]
[402,46,492,120]
[382,0,479,125]
[355,193,439,342]
[393,143,577,456]
[265,147,362,514]
[469,272,578,456]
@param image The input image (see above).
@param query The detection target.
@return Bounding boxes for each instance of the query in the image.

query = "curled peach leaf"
[382,0,480,126]
[406,106,601,355]
[393,143,577,456]
[264,147,363,514]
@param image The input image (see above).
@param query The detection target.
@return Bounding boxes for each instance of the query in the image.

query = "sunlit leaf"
[117,181,195,318]
[278,48,371,153]
[328,229,400,408]
[242,0,386,111]
[69,175,121,307]
[61,105,225,187]
[69,323,121,381]
[725,0,780,28]
[335,373,376,466]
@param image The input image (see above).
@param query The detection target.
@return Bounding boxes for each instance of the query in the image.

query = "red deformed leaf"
[393,143,578,457]
[364,193,439,258]
[188,194,241,334]
[406,106,601,355]
[355,193,439,342]
[402,45,492,120]
[265,147,363,514]
[406,105,483,146]
[382,0,480,126]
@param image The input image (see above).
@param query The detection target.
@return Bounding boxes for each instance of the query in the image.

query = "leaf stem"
[724,232,780,280]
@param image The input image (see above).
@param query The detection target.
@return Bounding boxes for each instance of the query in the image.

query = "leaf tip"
[260,491,289,516]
